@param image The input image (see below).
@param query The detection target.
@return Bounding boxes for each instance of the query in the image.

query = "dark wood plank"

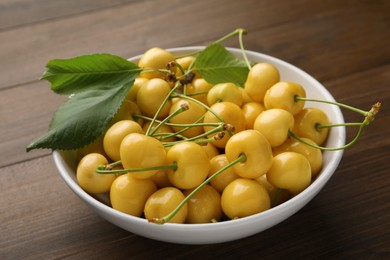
[0,81,66,167]
[0,0,139,30]
[0,155,128,259]
[1,0,388,90]
[0,132,388,258]
[1,0,389,258]
[229,1,390,83]
[321,64,390,161]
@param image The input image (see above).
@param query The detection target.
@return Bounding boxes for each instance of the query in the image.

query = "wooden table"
[1,0,389,258]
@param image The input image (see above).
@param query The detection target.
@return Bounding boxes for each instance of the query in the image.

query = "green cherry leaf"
[41,53,142,94]
[26,81,134,151]
[193,43,249,87]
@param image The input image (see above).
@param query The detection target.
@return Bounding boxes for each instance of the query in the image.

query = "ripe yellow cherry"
[273,137,323,178]
[168,98,206,138]
[125,77,149,102]
[264,81,306,115]
[166,142,210,189]
[244,63,280,103]
[138,47,175,79]
[136,78,172,119]
[149,169,172,188]
[221,178,270,219]
[119,133,166,179]
[266,152,312,195]
[183,185,222,224]
[293,107,330,146]
[103,120,144,162]
[203,102,246,148]
[241,102,265,129]
[144,187,188,224]
[111,99,143,125]
[240,87,255,104]
[208,154,239,193]
[186,78,213,105]
[142,121,177,142]
[207,82,243,107]
[253,108,295,147]
[175,56,195,77]
[76,153,116,194]
[199,141,220,159]
[110,174,157,217]
[225,129,273,179]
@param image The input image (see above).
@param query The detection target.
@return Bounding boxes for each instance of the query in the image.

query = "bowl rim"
[53,46,346,242]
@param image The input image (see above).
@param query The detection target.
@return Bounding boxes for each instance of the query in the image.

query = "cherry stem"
[150,103,189,136]
[288,125,364,151]
[174,61,186,76]
[133,114,228,142]
[145,81,182,136]
[316,122,363,129]
[133,114,221,128]
[237,29,251,70]
[214,28,246,45]
[161,113,207,140]
[174,28,245,59]
[142,68,171,74]
[193,135,223,145]
[295,96,368,116]
[103,160,122,169]
[96,162,177,174]
[184,91,209,97]
[289,101,381,151]
[172,93,225,124]
[149,153,247,224]
[151,132,182,141]
[162,123,226,147]
[137,113,222,142]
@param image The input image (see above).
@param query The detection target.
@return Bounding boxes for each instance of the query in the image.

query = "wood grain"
[0,0,139,30]
[0,81,66,167]
[2,0,388,89]
[0,0,389,259]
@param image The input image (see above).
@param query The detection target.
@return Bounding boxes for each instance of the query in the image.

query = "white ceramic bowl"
[53,47,346,244]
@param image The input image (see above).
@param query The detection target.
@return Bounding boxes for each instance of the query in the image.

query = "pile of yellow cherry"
[75,47,330,224]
